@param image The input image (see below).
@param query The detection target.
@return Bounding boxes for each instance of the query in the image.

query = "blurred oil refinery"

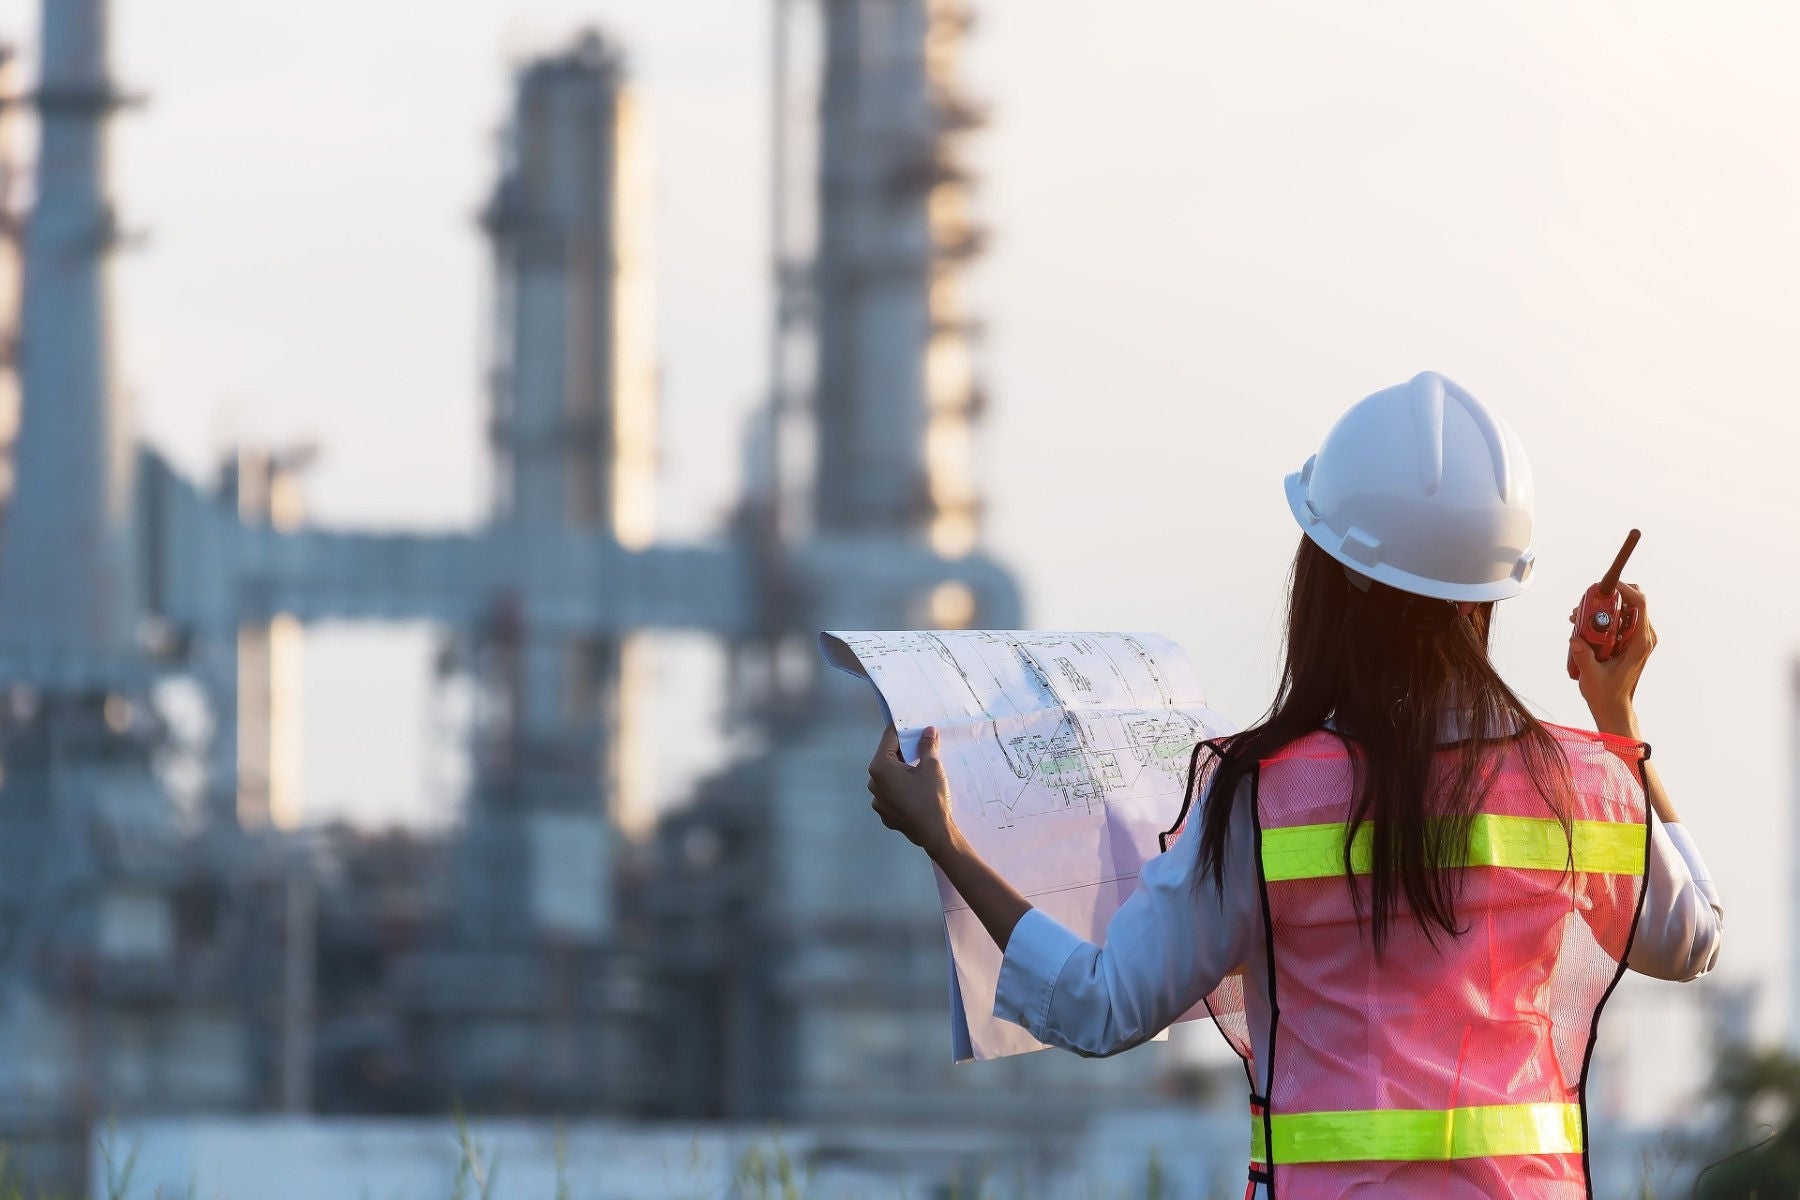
[0,1,1774,1196]
[0,0,1194,1192]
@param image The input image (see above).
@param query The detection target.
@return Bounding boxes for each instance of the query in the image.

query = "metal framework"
[0,0,1152,1182]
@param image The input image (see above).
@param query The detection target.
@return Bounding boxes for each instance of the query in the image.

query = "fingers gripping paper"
[820,630,1237,1061]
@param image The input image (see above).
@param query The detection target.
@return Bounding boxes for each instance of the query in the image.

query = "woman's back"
[1235,725,1649,1198]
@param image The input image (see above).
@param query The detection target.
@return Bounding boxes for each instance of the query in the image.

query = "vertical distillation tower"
[0,2,251,1175]
[0,0,139,672]
[469,31,656,945]
[0,0,172,937]
[713,0,1140,1126]
[1790,656,1800,1052]
[812,0,984,558]
[0,42,22,506]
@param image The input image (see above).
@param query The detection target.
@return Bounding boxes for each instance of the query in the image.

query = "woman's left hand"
[867,724,958,855]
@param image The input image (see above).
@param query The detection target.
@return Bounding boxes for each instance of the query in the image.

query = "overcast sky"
[2,1,1795,1066]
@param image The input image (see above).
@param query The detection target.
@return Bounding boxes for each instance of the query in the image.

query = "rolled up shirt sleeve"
[1627,818,1724,982]
[992,775,1258,1057]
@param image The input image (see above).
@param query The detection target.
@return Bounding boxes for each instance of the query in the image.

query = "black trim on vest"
[1573,741,1654,1200]
[1172,735,1265,1094]
[1183,736,1262,1098]
[1248,760,1281,1200]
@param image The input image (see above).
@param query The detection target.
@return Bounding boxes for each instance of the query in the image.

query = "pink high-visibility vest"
[1167,723,1650,1200]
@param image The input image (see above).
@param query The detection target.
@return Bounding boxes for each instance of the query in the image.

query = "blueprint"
[820,629,1237,1061]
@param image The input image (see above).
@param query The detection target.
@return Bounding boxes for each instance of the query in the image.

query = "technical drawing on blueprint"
[820,630,1237,1061]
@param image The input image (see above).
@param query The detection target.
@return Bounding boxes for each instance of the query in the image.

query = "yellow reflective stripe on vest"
[1260,814,1643,883]
[1249,1102,1583,1164]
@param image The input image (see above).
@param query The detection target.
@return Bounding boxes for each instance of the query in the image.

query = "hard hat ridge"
[1408,370,1517,502]
[1284,371,1537,603]
[1411,370,1450,497]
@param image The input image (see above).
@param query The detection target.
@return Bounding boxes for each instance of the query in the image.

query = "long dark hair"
[1195,534,1573,953]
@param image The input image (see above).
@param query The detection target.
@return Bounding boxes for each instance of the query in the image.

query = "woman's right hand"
[1568,581,1656,738]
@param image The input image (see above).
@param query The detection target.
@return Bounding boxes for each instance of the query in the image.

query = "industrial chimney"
[0,0,139,679]
[1790,655,1800,1052]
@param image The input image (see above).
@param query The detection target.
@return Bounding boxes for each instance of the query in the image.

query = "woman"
[866,371,1722,1199]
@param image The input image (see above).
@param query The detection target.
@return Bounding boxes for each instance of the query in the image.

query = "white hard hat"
[1284,371,1536,602]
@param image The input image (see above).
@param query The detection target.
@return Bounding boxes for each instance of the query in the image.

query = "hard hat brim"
[1284,470,1531,604]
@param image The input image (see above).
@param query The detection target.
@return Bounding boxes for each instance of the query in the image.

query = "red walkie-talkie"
[1566,529,1642,680]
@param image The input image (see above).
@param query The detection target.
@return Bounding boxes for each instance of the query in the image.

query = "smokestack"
[0,0,138,679]
[1790,655,1800,1052]
[811,0,986,552]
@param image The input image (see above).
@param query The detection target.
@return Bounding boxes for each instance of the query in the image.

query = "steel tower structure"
[457,32,655,951]
[0,3,260,1184]
[812,0,984,557]
[1790,656,1800,1052]
[648,0,1157,1126]
[0,0,138,672]
[0,42,22,507]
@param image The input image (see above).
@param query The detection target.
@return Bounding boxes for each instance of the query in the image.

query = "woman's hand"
[1568,580,1656,739]
[867,723,958,856]
[868,723,1031,952]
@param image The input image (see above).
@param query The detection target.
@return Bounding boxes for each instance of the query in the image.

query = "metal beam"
[139,450,759,638]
